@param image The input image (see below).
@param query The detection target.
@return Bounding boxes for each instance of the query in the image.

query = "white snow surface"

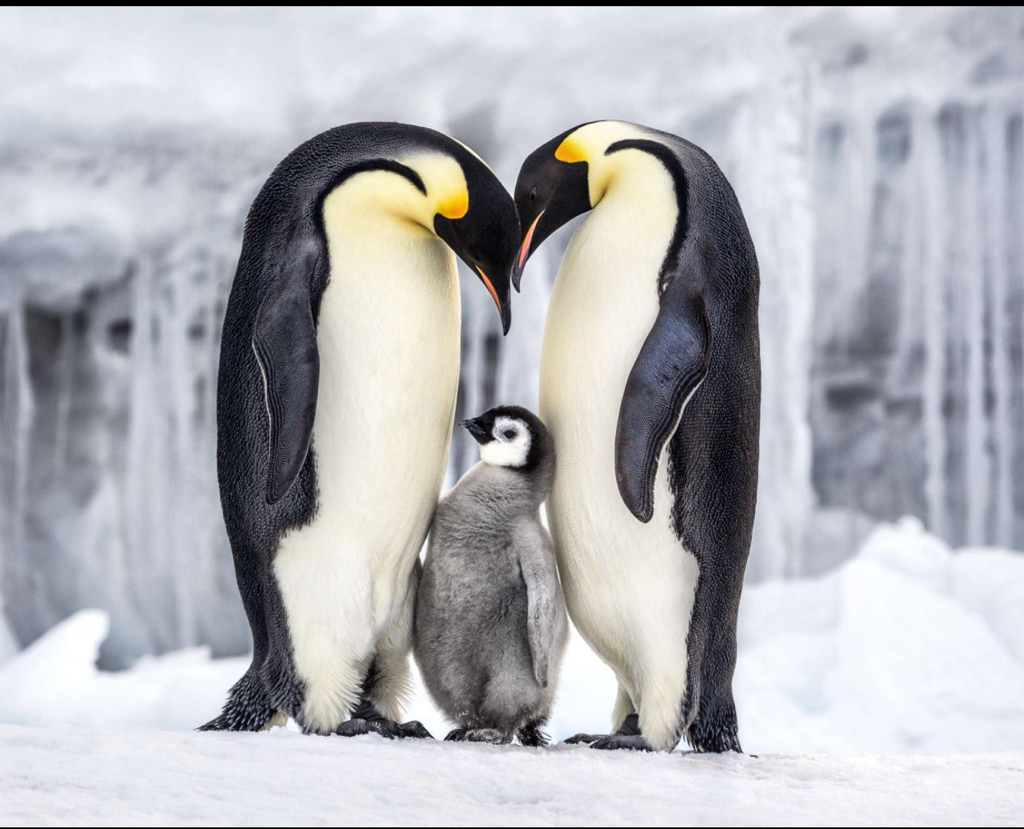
[3,519,1023,756]
[1,520,1023,824]
[2,725,1022,827]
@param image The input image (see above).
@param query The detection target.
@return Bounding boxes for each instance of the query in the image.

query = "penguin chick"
[415,406,567,746]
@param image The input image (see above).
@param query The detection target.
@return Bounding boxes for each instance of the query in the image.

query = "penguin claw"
[336,717,375,738]
[517,724,550,748]
[466,728,511,745]
[444,728,509,745]
[565,715,644,747]
[564,733,603,745]
[591,734,653,752]
[393,720,433,740]
[336,717,433,740]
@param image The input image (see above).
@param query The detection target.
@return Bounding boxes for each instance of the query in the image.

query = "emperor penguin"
[414,406,567,747]
[512,121,760,753]
[202,122,520,737]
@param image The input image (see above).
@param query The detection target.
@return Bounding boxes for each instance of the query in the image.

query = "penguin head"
[511,124,594,290]
[514,121,659,290]
[462,405,553,474]
[429,151,519,335]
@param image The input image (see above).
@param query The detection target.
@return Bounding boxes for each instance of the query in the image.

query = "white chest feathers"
[539,141,701,751]
[273,167,462,733]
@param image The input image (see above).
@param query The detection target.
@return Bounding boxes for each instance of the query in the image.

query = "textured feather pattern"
[415,417,567,742]
[210,124,497,734]
[273,165,462,734]
[538,121,759,752]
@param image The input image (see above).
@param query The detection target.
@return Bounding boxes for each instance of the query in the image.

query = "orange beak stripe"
[518,211,544,270]
[477,267,503,315]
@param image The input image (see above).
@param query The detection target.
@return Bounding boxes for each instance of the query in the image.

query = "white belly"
[274,186,460,731]
[539,156,699,745]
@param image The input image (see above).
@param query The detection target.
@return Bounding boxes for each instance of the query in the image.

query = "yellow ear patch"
[555,136,587,164]
[437,189,469,220]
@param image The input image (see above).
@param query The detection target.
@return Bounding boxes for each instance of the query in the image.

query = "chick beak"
[461,418,491,444]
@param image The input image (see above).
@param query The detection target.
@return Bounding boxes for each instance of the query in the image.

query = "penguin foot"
[565,713,642,746]
[689,731,742,754]
[466,729,511,745]
[445,728,510,745]
[564,732,604,745]
[591,734,653,752]
[517,722,550,748]
[336,717,433,740]
[687,714,742,753]
[389,720,434,739]
[336,717,373,737]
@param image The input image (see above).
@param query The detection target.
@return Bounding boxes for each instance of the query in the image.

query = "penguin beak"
[476,267,512,336]
[512,210,544,293]
[461,418,492,444]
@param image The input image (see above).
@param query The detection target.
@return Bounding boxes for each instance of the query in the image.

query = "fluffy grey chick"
[415,405,567,746]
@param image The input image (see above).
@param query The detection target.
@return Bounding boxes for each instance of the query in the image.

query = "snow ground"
[2,519,1023,755]
[1,725,1022,827]
[1,519,1023,824]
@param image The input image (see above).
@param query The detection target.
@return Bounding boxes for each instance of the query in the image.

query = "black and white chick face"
[462,405,550,472]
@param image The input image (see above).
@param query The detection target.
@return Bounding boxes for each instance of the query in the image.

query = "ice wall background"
[1,7,1023,753]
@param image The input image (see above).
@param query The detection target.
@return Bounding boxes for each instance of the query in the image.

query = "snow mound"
[2,519,1023,756]
[737,518,1024,754]
[0,610,247,731]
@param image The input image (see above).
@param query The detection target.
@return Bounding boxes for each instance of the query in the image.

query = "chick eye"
[503,429,517,440]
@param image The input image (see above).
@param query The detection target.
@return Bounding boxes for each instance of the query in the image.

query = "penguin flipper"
[517,526,561,688]
[252,243,321,504]
[614,270,711,523]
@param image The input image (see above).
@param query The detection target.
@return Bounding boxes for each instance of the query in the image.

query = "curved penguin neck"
[557,123,680,288]
[321,151,469,239]
[558,121,669,209]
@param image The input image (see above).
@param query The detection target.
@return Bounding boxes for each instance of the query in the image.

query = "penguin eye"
[503,429,517,440]
[529,188,537,203]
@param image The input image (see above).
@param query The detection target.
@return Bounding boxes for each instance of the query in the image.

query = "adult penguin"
[202,122,519,737]
[513,121,759,753]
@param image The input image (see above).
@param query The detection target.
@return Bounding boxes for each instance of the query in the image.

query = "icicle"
[738,68,816,581]
[122,256,162,653]
[52,310,75,479]
[167,261,195,649]
[920,109,948,541]
[10,302,34,574]
[1013,109,1024,549]
[839,87,874,358]
[895,105,924,380]
[962,106,989,546]
[984,105,1013,548]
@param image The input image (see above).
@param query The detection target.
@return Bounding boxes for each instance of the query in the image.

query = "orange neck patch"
[555,136,587,164]
[437,189,469,220]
